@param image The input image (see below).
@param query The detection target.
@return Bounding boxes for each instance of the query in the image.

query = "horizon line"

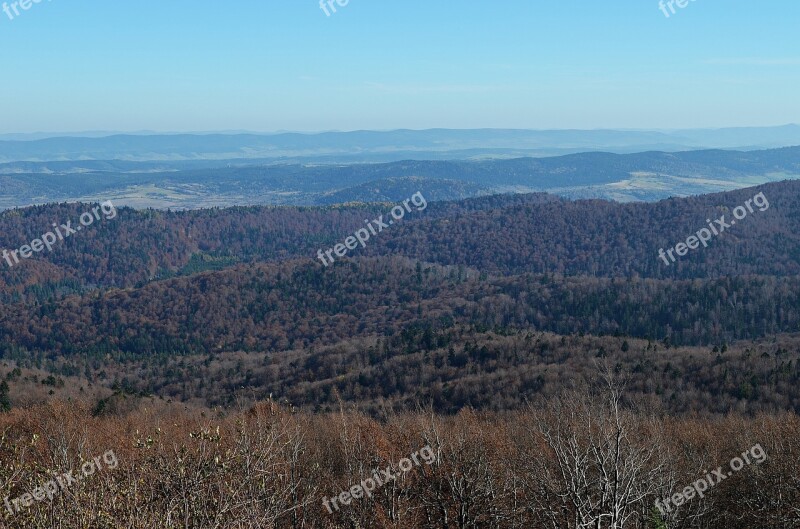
[1,124,799,141]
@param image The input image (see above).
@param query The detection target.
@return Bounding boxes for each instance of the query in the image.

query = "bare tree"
[523,367,668,529]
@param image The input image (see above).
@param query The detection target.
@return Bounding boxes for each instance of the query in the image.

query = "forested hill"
[2,256,800,415]
[2,182,800,414]
[2,257,798,358]
[0,180,798,304]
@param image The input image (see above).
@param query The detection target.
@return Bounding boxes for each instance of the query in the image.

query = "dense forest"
[1,183,800,415]
[2,182,800,527]
[6,322,796,416]
[0,377,798,528]
[0,180,799,304]
[0,182,800,413]
[2,257,800,359]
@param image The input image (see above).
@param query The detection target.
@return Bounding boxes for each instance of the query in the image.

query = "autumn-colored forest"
[1,376,798,529]
[3,182,800,527]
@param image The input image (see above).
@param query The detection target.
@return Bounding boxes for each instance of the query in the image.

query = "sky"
[0,0,798,133]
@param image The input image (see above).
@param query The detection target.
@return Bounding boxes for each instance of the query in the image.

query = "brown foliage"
[0,391,797,529]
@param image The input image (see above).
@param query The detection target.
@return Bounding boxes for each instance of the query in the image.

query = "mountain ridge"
[1,145,799,209]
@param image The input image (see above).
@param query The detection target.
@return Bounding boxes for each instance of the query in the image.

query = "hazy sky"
[1,0,798,133]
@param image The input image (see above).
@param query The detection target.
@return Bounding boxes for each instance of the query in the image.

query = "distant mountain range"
[1,145,799,208]
[1,125,800,163]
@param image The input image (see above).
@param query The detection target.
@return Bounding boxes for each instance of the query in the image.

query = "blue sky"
[0,0,798,133]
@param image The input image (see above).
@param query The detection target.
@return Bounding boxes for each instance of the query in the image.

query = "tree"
[524,367,669,529]
[0,380,10,412]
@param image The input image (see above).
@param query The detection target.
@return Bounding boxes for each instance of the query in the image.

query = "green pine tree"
[0,380,11,412]
[650,506,668,529]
